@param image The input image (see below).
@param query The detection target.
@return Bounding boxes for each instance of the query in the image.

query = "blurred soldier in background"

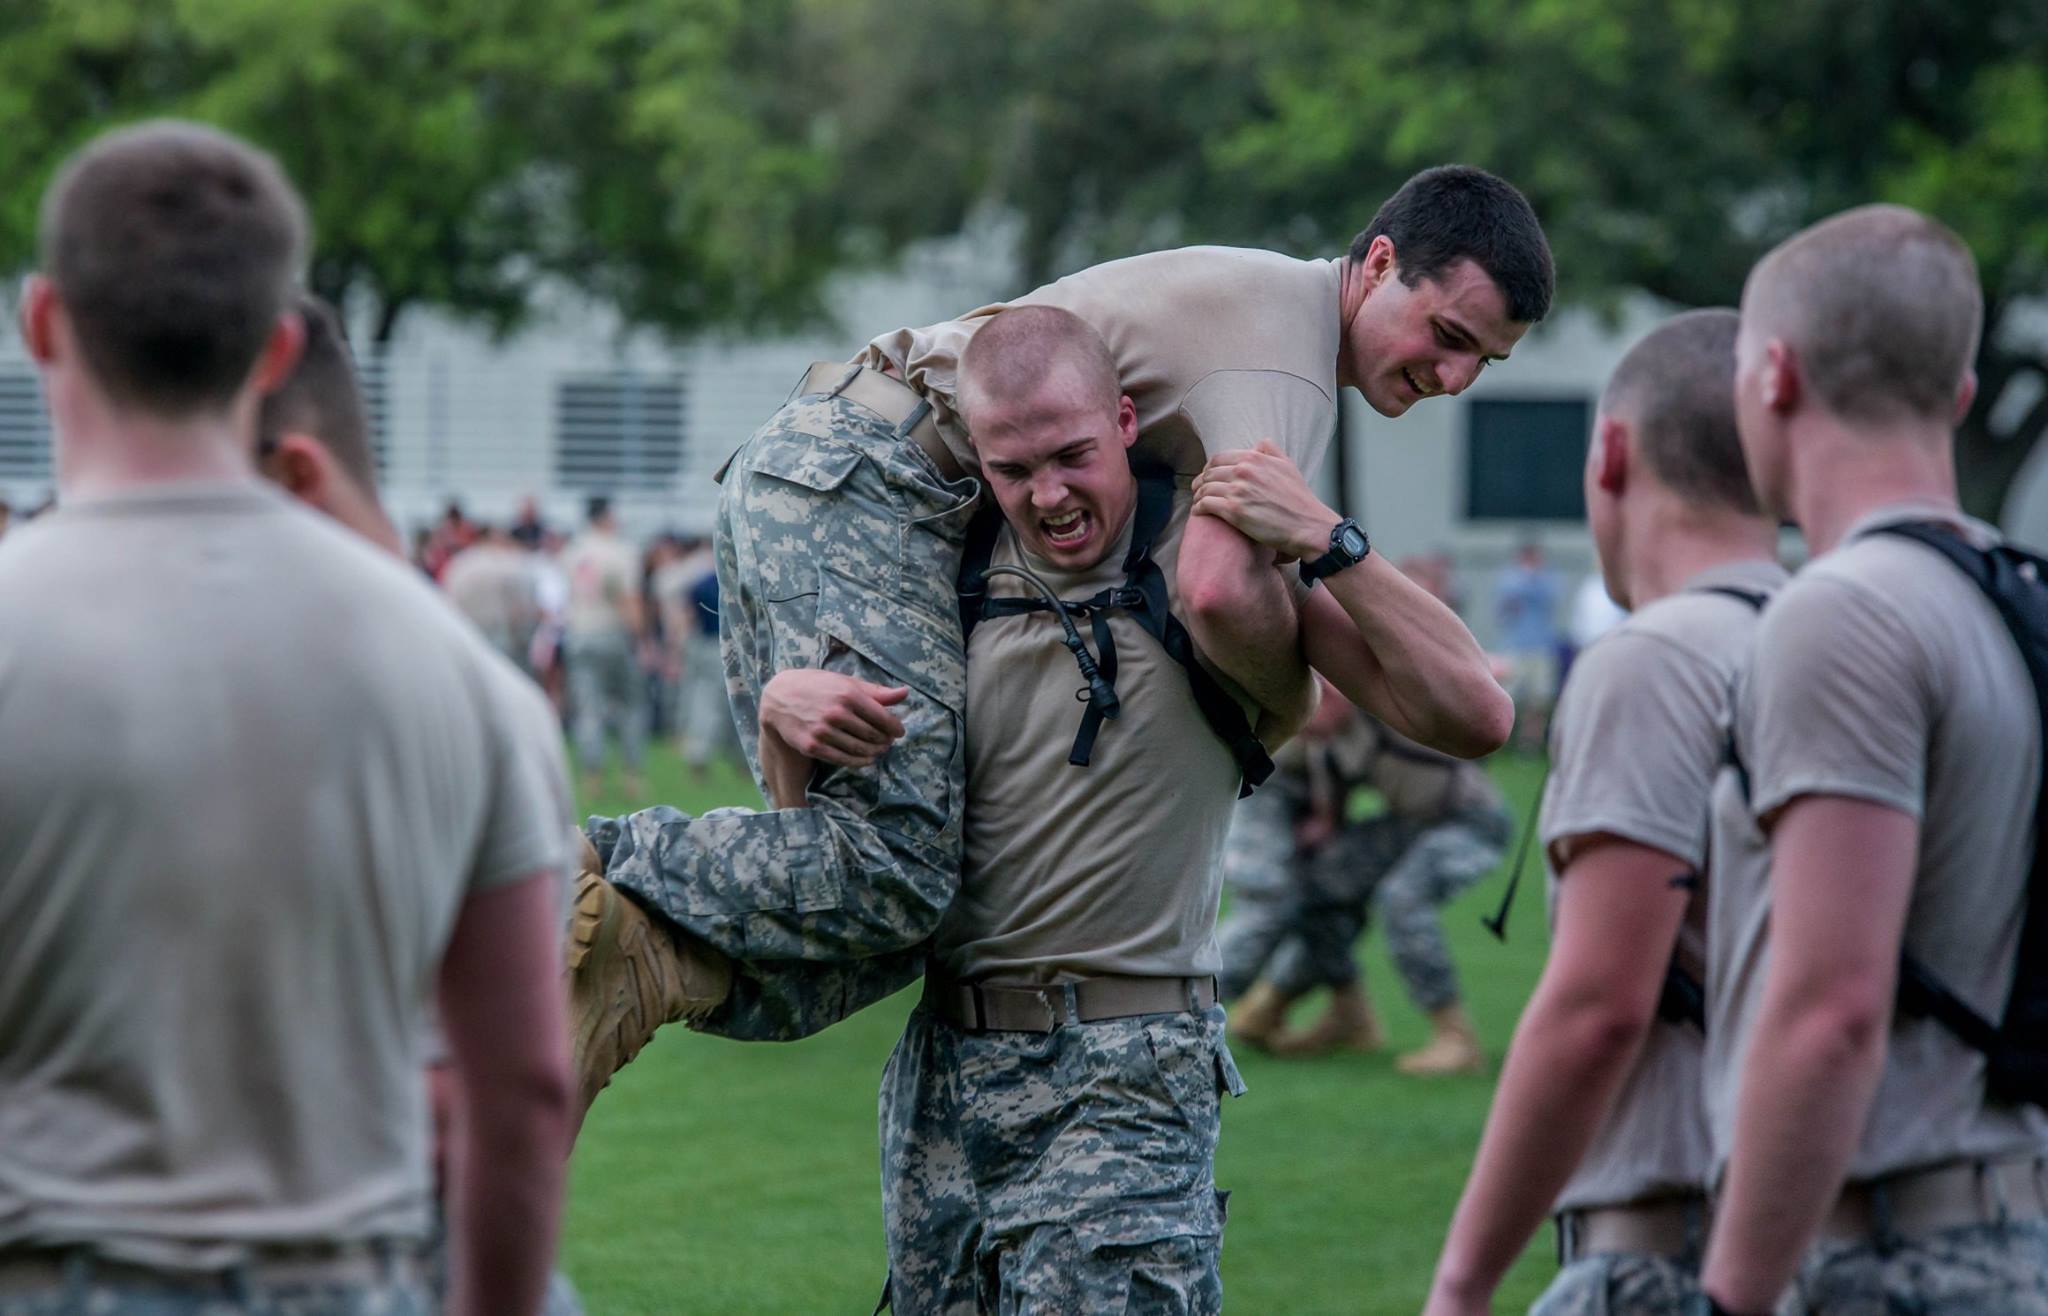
[1228,684,1508,1074]
[256,292,587,1316]
[560,494,649,799]
[444,522,543,675]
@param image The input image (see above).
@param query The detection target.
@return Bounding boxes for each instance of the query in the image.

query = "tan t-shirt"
[0,483,573,1267]
[1707,502,2048,1182]
[559,530,640,639]
[863,246,1342,477]
[1540,559,1786,1212]
[935,486,1257,982]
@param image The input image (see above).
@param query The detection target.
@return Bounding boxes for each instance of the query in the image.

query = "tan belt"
[923,973,1217,1033]
[799,361,965,483]
[0,1241,424,1295]
[1555,1193,1708,1265]
[1819,1152,2048,1245]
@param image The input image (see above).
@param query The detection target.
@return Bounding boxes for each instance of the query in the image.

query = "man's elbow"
[1427,677,1514,759]
[1545,980,1657,1069]
[1776,981,1894,1071]
[1181,564,1267,644]
[466,1052,574,1158]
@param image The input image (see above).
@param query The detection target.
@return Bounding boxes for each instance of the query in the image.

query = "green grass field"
[561,748,1557,1315]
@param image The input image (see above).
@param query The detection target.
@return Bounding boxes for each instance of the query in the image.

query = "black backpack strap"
[957,497,1005,643]
[1482,760,1548,942]
[1872,521,2048,1103]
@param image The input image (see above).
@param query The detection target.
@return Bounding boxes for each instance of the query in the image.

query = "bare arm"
[1701,797,1917,1314]
[1178,510,1317,742]
[1426,837,1693,1314]
[1194,443,1510,757]
[438,872,574,1316]
[757,669,910,808]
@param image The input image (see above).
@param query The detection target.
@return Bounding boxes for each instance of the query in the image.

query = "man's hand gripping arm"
[1194,442,1512,758]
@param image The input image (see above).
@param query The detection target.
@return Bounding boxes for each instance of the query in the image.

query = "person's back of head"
[35,120,307,419]
[253,293,400,554]
[1589,308,1770,607]
[586,495,614,532]
[1602,308,1756,517]
[1350,165,1555,327]
[1742,205,1980,431]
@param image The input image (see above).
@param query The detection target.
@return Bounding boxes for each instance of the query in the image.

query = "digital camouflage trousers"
[593,383,981,1041]
[877,1005,1245,1315]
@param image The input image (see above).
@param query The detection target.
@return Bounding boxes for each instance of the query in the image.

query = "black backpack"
[955,460,1274,797]
[1868,521,2048,1108]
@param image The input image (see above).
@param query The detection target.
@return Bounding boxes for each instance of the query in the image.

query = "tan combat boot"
[1396,1003,1486,1076]
[1227,980,1295,1052]
[1270,980,1385,1057]
[566,831,731,1134]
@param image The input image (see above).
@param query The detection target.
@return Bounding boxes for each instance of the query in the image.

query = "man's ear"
[1593,415,1629,495]
[251,309,306,397]
[1761,340,1801,415]
[269,432,331,506]
[1360,235,1398,295]
[1116,394,1138,449]
[21,276,58,364]
[1953,368,1978,425]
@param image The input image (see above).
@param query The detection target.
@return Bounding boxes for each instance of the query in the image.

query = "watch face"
[1338,525,1369,558]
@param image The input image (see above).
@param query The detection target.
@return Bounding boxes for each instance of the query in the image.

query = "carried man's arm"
[1178,514,1319,744]
[1193,442,1512,757]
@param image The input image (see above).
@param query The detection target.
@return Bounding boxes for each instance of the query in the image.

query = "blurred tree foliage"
[3,0,2045,512]
[0,0,853,351]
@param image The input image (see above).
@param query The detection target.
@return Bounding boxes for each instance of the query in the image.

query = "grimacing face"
[971,369,1139,572]
[1344,250,1528,418]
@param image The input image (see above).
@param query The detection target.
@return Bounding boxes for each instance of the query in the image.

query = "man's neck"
[1625,508,1781,609]
[1334,256,1367,390]
[1784,415,1957,557]
[55,396,259,500]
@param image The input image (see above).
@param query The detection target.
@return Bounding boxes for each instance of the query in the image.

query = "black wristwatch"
[1298,518,1370,586]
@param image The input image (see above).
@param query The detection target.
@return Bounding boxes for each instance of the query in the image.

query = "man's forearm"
[1306,563,1511,757]
[1700,994,1888,1311]
[1428,982,1655,1309]
[445,1079,570,1316]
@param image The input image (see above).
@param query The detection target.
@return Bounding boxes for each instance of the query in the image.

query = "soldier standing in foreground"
[0,122,572,1316]
[1423,309,1784,1315]
[1700,206,2048,1315]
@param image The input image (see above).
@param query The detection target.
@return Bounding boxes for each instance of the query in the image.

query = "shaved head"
[1742,204,1981,426]
[1602,309,1755,515]
[958,305,1119,427]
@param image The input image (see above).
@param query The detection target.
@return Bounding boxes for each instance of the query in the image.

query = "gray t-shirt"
[0,482,573,1268]
[1707,501,2048,1182]
[1540,560,1786,1212]
[863,246,1341,478]
[935,486,1256,982]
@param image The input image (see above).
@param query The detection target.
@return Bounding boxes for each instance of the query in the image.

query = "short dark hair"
[587,495,613,523]
[1348,165,1554,324]
[258,294,376,491]
[39,120,308,415]
[1602,309,1757,516]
